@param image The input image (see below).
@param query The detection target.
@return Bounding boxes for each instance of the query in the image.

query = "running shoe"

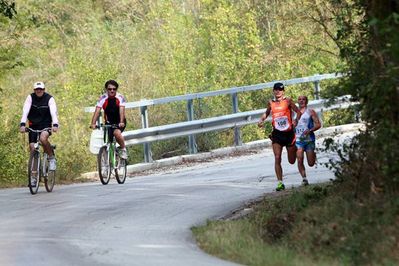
[302,178,309,186]
[276,181,285,191]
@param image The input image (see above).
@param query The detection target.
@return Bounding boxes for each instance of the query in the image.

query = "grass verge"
[192,183,399,265]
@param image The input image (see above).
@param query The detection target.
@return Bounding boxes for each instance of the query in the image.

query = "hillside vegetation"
[0,0,341,186]
[193,1,399,265]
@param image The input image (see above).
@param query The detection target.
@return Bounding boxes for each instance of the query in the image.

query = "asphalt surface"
[0,130,356,266]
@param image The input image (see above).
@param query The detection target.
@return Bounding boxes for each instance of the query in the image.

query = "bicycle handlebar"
[25,127,52,133]
[93,124,119,129]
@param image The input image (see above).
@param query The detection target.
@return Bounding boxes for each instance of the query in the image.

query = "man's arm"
[289,98,301,127]
[49,97,59,132]
[19,95,32,133]
[258,101,271,128]
[309,109,321,132]
[119,106,125,128]
[90,107,102,129]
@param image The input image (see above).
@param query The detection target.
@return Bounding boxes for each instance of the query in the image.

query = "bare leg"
[296,148,306,178]
[286,145,297,164]
[29,143,35,153]
[113,129,126,149]
[272,143,283,181]
[306,150,316,167]
[39,131,54,157]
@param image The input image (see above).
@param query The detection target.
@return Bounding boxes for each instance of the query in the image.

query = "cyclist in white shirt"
[295,95,321,185]
[19,81,59,171]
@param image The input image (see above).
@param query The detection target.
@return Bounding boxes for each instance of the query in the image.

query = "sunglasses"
[273,88,284,91]
[107,88,117,91]
[34,88,45,91]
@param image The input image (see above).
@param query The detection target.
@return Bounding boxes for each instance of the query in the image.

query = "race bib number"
[275,116,289,131]
[296,127,305,135]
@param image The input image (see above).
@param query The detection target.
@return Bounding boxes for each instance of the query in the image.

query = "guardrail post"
[140,106,153,163]
[313,81,320,100]
[187,99,197,154]
[232,93,242,146]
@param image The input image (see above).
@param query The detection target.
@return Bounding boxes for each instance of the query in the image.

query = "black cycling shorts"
[28,125,52,144]
[105,120,126,143]
[271,129,296,147]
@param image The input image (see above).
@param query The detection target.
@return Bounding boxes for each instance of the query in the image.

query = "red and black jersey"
[96,93,126,124]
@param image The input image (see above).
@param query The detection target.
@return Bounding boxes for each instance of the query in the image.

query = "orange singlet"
[271,98,293,132]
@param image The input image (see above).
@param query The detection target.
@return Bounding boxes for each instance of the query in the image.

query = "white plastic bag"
[89,128,104,154]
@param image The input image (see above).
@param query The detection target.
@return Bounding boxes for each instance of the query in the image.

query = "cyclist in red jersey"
[90,80,128,159]
[258,82,302,191]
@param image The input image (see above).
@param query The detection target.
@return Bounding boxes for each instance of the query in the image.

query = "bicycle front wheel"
[98,146,111,185]
[115,157,127,184]
[28,151,40,195]
[42,153,55,192]
[45,170,55,192]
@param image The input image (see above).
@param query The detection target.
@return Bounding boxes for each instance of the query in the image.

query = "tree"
[330,0,399,195]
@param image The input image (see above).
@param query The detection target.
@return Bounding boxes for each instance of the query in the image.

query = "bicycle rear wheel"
[28,151,40,195]
[98,146,111,185]
[115,157,127,184]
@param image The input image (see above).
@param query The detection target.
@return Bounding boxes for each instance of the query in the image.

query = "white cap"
[33,81,45,89]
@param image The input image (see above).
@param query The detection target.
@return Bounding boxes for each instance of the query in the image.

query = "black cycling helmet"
[273,82,284,90]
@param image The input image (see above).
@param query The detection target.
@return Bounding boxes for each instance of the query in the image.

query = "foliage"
[193,185,399,265]
[323,0,399,195]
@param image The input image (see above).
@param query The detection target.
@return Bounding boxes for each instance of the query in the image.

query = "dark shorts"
[105,121,126,143]
[28,125,52,144]
[271,129,296,147]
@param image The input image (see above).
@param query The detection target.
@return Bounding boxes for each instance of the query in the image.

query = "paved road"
[0,132,353,266]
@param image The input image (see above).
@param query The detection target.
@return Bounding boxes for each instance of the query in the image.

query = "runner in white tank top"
[295,108,316,144]
[295,96,321,186]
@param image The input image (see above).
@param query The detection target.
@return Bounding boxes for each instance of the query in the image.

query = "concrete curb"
[81,123,364,179]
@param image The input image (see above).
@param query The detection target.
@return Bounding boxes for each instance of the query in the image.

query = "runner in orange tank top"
[258,82,302,191]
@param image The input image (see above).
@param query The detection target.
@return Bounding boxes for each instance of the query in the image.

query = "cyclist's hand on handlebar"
[52,126,59,133]
[19,126,26,133]
[90,124,97,129]
[118,122,125,128]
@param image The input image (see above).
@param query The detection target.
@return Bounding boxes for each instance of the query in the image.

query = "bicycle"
[25,127,56,195]
[96,124,127,185]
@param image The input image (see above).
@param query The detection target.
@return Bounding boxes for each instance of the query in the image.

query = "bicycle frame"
[28,127,52,171]
[26,127,55,194]
[96,124,127,185]
[103,125,118,169]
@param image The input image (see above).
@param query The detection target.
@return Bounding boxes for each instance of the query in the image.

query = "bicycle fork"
[42,153,48,177]
[30,150,41,180]
[108,144,117,170]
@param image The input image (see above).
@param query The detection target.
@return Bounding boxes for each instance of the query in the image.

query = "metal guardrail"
[84,73,342,113]
[85,73,345,162]
[122,95,355,146]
